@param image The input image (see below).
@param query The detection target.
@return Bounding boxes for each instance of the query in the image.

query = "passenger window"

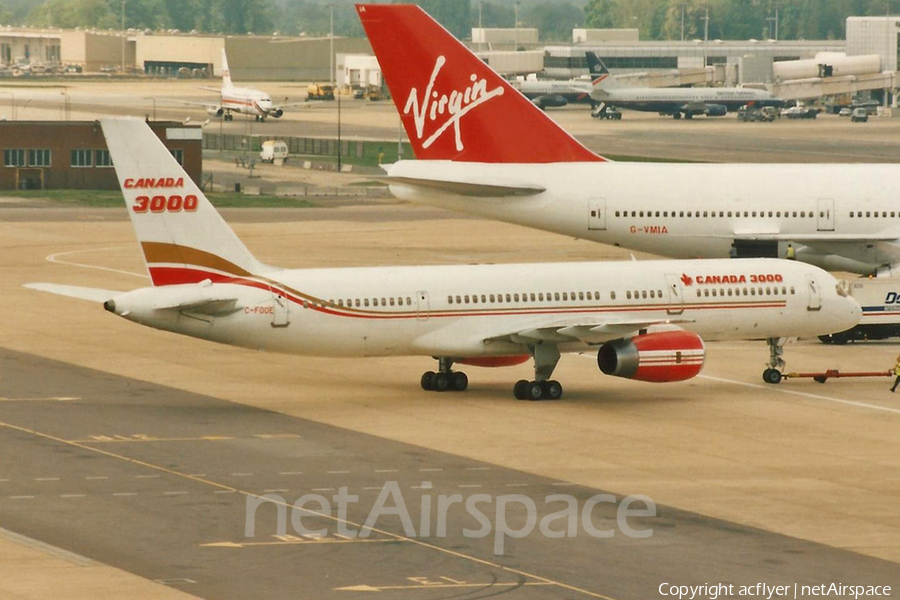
[656,211,660,217]
[679,211,684,217]
[609,291,615,300]
[697,290,701,297]
[727,211,732,217]
[578,292,584,301]
[704,290,710,297]
[530,293,536,301]
[364,299,370,307]
[472,295,479,304]
[562,292,568,301]
[464,295,470,303]
[390,298,395,306]
[750,289,755,296]
[506,294,512,302]
[514,293,520,302]
[727,289,732,296]
[448,296,453,304]
[790,287,795,295]
[338,300,344,306]
[627,291,632,299]
[711,289,717,297]
[615,211,620,217]
[641,290,647,299]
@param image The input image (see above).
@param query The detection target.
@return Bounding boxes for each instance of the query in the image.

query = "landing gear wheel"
[525,381,544,401]
[432,372,450,392]
[421,371,435,391]
[762,368,783,384]
[513,380,529,400]
[542,380,563,400]
[450,371,468,392]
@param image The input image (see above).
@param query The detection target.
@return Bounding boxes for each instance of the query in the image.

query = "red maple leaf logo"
[680,273,693,286]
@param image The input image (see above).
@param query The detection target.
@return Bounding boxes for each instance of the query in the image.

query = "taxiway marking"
[700,374,900,416]
[46,247,148,279]
[0,418,620,600]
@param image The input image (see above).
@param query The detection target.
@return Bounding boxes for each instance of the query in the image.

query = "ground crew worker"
[786,244,796,260]
[891,355,900,392]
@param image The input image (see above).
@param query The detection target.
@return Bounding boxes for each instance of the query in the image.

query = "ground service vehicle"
[819,278,900,343]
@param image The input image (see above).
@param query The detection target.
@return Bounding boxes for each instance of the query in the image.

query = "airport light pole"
[766,5,779,41]
[329,5,334,86]
[514,2,519,50]
[121,1,125,74]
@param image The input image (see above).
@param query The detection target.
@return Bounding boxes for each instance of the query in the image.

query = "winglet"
[356,4,603,163]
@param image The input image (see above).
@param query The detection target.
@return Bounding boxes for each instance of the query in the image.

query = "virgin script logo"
[403,56,504,151]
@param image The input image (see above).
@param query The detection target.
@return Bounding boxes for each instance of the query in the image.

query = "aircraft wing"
[197,86,222,93]
[161,98,221,110]
[483,315,694,345]
[386,175,546,198]
[24,283,120,302]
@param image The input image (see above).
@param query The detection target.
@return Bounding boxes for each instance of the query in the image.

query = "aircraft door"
[416,291,430,321]
[588,199,607,231]
[664,274,685,315]
[271,289,290,327]
[806,275,821,311]
[817,199,835,232]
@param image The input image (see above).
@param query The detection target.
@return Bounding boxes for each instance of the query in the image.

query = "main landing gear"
[513,344,563,401]
[223,113,234,121]
[421,357,468,392]
[762,337,787,384]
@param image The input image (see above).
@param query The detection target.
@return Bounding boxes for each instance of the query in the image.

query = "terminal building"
[0,121,202,190]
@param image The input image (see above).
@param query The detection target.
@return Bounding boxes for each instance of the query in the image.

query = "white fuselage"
[221,86,274,116]
[387,161,900,274]
[593,87,781,113]
[108,259,858,359]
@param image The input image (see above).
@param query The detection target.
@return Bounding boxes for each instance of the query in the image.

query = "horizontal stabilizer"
[387,176,546,198]
[24,283,121,303]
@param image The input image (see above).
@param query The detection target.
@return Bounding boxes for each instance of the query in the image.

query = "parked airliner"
[171,49,301,121]
[358,4,898,276]
[25,119,857,397]
[514,56,604,110]
[587,53,784,119]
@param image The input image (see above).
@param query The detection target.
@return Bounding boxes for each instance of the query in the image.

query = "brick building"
[0,121,202,190]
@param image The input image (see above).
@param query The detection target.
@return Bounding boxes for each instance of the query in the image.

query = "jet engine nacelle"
[597,330,705,382]
[532,95,568,110]
[271,108,284,118]
[704,104,727,117]
[207,106,224,117]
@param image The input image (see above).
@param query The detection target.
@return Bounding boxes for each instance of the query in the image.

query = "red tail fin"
[356,4,603,164]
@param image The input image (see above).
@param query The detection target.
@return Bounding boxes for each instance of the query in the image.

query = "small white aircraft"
[359,4,900,276]
[26,119,858,397]
[170,49,300,121]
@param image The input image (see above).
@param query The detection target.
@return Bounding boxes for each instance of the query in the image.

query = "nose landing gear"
[762,337,787,384]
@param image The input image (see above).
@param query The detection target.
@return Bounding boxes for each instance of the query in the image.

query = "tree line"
[1,0,896,41]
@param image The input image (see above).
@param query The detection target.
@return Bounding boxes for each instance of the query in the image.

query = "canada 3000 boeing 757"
[26,119,858,397]
[358,4,900,277]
